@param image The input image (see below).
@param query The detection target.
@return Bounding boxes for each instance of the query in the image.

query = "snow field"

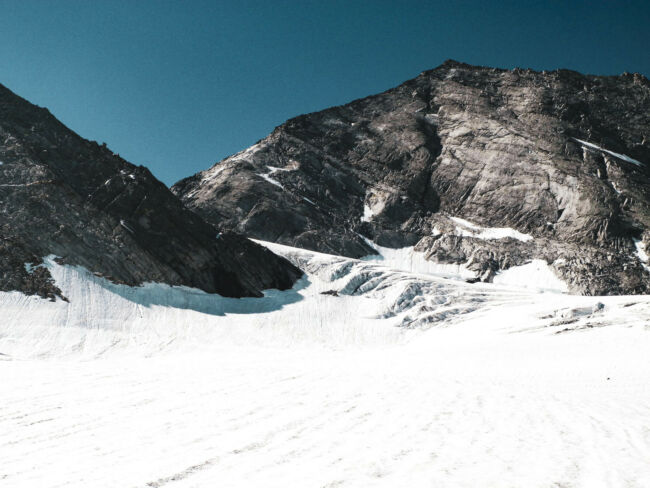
[1,243,650,487]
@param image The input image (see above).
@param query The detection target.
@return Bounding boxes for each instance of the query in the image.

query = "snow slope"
[1,242,650,487]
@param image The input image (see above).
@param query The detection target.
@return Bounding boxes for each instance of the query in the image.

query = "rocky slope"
[0,83,301,299]
[173,60,650,295]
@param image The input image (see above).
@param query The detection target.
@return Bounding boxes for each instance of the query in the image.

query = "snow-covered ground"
[1,242,650,487]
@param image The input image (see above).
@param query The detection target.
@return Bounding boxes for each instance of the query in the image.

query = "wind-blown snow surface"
[2,244,650,487]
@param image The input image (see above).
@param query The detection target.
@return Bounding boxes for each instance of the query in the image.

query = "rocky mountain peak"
[173,61,650,295]
[0,83,302,299]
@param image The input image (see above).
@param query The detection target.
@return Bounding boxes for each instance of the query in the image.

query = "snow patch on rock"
[493,259,569,293]
[634,239,650,272]
[361,203,374,222]
[228,141,266,162]
[259,166,288,189]
[200,163,229,184]
[574,138,643,167]
[260,173,284,189]
[450,216,534,242]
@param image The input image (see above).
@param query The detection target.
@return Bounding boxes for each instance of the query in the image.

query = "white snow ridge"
[1,243,650,487]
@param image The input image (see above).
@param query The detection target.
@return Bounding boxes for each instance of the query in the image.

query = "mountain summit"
[173,61,650,295]
[0,83,301,299]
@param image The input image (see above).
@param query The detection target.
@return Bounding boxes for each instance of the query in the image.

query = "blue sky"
[0,0,648,185]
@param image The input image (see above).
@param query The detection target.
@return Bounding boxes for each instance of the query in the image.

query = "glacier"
[1,242,650,487]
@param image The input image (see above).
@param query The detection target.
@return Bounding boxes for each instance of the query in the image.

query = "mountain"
[0,83,301,299]
[173,60,650,295]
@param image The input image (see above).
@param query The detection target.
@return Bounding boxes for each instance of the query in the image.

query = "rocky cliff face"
[0,83,301,299]
[173,60,650,295]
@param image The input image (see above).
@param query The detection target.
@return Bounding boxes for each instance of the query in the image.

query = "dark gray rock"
[173,60,650,295]
[0,83,301,299]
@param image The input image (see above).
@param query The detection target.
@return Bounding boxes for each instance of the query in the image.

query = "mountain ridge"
[173,60,650,295]
[0,82,302,299]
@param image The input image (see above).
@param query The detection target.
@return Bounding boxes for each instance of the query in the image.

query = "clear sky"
[0,0,648,185]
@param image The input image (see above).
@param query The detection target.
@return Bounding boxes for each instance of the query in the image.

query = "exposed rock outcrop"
[174,61,650,295]
[0,83,301,299]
